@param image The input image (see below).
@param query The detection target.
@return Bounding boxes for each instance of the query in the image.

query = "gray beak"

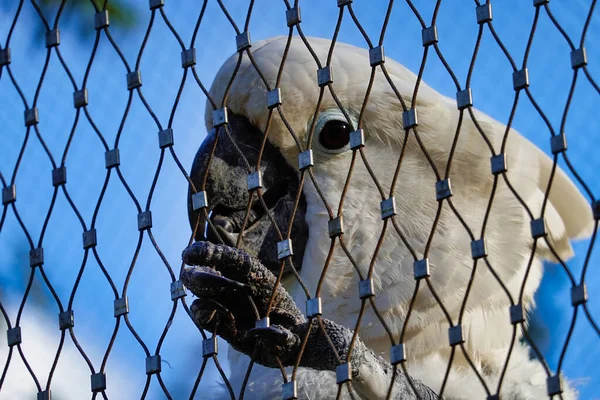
[187,114,308,275]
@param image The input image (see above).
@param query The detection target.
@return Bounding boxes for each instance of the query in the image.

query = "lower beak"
[187,114,308,275]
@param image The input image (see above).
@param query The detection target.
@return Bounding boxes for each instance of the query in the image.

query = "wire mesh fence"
[0,0,599,399]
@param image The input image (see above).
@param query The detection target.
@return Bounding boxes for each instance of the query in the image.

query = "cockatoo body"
[182,36,593,399]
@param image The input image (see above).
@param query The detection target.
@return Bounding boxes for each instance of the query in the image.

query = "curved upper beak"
[187,114,308,275]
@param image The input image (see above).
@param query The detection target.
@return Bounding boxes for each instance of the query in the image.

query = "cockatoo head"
[188,36,593,352]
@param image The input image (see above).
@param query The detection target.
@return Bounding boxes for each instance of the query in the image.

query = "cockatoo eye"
[318,120,352,150]
[312,109,358,154]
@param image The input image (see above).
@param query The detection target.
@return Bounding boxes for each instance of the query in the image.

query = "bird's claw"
[181,242,441,399]
[181,241,306,366]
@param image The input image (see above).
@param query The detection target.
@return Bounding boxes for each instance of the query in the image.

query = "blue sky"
[0,1,598,399]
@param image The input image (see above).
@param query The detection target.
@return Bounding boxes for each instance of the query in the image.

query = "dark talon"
[181,266,252,294]
[189,298,236,334]
[247,325,294,346]
[191,298,234,321]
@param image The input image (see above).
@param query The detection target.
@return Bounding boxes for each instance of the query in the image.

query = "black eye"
[318,120,352,151]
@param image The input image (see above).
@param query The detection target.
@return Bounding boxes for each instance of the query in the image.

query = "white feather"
[206,36,593,399]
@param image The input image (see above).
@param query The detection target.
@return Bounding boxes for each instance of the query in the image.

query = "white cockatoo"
[181,36,593,399]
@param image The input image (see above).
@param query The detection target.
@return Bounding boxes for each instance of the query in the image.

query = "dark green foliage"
[1,0,138,42]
